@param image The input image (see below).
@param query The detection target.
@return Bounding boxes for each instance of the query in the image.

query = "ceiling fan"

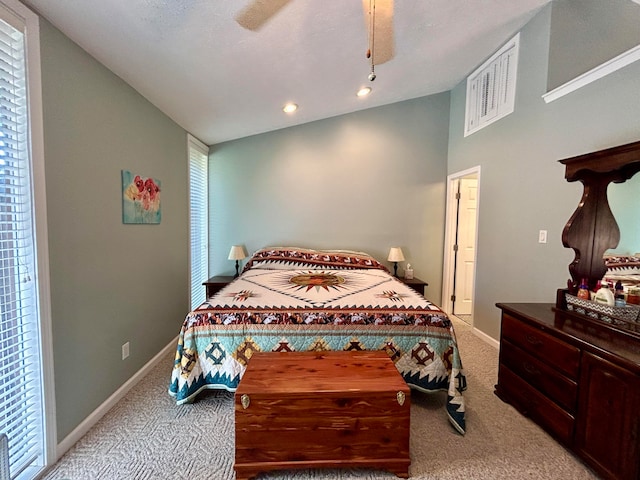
[235,0,395,71]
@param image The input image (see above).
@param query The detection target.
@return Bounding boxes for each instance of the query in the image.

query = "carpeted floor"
[41,318,598,480]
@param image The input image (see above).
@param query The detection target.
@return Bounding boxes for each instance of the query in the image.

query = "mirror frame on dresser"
[556,139,640,339]
[559,139,640,293]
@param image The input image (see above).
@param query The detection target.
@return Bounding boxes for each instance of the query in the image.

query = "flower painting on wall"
[122,170,161,224]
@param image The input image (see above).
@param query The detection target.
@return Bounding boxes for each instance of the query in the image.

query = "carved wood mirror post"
[560,140,640,294]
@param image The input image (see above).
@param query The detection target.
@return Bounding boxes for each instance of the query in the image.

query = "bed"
[168,247,467,434]
[604,254,640,288]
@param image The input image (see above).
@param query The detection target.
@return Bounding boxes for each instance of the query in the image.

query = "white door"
[453,178,478,316]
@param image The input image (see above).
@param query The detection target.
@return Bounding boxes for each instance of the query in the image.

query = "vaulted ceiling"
[23,0,551,145]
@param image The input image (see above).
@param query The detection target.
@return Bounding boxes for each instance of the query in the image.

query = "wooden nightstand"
[203,276,235,298]
[398,277,428,296]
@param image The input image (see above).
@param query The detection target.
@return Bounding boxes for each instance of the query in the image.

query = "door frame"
[442,166,481,323]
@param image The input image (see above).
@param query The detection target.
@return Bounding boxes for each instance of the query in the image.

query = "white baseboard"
[55,336,178,458]
[473,327,500,349]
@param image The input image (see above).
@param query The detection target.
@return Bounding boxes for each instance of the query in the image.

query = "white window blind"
[465,33,519,137]
[0,8,45,480]
[188,135,209,310]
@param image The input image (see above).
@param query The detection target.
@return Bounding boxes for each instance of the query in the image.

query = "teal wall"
[447,4,640,339]
[39,20,189,441]
[548,0,640,91]
[209,94,451,303]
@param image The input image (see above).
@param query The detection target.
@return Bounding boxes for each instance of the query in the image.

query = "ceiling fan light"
[357,87,372,97]
[282,103,298,113]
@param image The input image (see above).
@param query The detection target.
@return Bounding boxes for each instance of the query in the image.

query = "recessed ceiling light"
[357,87,372,97]
[282,103,298,113]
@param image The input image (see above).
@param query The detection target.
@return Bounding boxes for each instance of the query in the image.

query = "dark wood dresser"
[495,303,640,480]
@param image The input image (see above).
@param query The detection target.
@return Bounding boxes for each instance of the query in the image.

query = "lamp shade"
[228,245,247,260]
[387,247,405,262]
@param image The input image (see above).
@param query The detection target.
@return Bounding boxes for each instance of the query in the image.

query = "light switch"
[538,230,547,244]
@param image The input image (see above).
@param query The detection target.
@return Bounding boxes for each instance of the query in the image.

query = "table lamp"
[387,247,405,277]
[228,245,248,277]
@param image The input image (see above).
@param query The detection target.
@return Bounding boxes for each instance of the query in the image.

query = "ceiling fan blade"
[236,0,293,31]
[362,0,395,64]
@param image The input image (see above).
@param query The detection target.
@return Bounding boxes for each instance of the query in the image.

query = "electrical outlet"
[538,230,547,244]
[122,342,130,360]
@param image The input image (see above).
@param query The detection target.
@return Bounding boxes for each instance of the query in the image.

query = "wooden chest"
[234,350,411,480]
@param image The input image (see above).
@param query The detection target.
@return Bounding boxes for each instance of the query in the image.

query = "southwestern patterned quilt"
[169,247,467,434]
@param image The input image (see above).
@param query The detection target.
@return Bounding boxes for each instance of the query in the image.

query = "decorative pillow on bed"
[242,247,390,273]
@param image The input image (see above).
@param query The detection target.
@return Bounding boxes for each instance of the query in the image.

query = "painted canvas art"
[122,170,161,224]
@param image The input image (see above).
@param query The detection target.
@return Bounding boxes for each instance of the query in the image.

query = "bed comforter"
[169,247,467,434]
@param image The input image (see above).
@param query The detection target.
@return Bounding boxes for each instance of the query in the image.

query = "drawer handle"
[522,362,540,376]
[524,334,543,347]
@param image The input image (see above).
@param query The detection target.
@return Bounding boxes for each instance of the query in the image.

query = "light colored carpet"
[42,318,598,480]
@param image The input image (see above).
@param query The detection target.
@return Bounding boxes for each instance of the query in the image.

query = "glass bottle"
[577,278,590,300]
[614,280,626,307]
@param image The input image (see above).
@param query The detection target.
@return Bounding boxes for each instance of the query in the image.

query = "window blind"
[0,11,44,480]
[188,135,209,310]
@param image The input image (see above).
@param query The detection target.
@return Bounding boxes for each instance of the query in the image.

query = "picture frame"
[122,170,161,224]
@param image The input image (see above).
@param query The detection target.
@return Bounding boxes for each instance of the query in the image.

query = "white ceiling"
[23,0,551,145]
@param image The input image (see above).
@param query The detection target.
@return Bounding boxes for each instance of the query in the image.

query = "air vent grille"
[465,33,520,137]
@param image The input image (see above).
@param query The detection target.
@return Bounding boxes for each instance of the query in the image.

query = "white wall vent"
[464,33,520,137]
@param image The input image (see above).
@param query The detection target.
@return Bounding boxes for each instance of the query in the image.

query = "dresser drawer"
[500,339,578,413]
[497,365,575,446]
[502,314,581,379]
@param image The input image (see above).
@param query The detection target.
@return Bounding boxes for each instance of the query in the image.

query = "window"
[0,1,53,479]
[188,135,209,309]
[465,33,519,137]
